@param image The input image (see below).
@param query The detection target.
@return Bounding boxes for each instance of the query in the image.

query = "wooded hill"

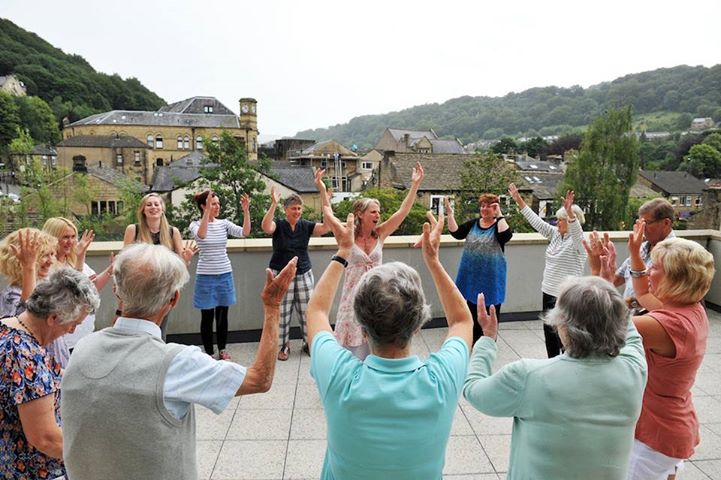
[0,18,165,124]
[295,65,721,149]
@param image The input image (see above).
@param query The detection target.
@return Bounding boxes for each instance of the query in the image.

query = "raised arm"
[10,230,39,301]
[75,229,94,270]
[508,183,527,210]
[196,192,213,239]
[237,257,297,395]
[492,201,510,233]
[445,196,459,233]
[628,220,663,311]
[240,193,251,236]
[310,169,333,236]
[510,183,555,238]
[261,186,280,235]
[306,209,354,348]
[376,161,424,239]
[419,211,473,351]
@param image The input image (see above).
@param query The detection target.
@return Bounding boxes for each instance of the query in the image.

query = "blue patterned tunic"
[451,218,512,306]
[0,322,65,479]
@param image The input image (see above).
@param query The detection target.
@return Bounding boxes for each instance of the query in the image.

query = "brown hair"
[352,198,381,238]
[478,193,499,206]
[194,190,213,212]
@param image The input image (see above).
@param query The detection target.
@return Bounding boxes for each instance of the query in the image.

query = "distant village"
[1,78,720,231]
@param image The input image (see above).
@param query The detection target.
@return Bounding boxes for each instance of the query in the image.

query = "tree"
[678,144,721,178]
[562,106,640,230]
[675,113,692,130]
[8,127,34,155]
[490,137,518,155]
[172,131,272,236]
[14,95,61,145]
[702,132,721,153]
[518,136,548,159]
[0,91,21,148]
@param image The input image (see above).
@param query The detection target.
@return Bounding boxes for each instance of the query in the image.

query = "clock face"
[241,104,249,113]
[250,105,256,113]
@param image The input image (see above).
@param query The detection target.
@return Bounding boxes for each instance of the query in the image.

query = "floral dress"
[334,241,383,348]
[0,322,65,479]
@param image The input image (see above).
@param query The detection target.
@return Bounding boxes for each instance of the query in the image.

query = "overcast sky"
[2,0,720,139]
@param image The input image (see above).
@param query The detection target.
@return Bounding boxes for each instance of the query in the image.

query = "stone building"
[56,135,151,183]
[375,128,466,154]
[638,170,707,220]
[0,74,27,96]
[289,140,367,192]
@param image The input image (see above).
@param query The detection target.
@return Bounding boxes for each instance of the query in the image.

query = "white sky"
[2,0,720,139]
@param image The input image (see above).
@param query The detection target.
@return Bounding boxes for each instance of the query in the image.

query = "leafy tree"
[172,131,272,236]
[678,144,721,178]
[8,127,34,154]
[675,113,692,130]
[518,136,548,159]
[330,187,429,236]
[0,91,21,148]
[562,106,640,230]
[14,96,61,145]
[490,137,518,155]
[702,132,721,152]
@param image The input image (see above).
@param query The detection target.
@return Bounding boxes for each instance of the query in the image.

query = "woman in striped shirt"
[190,190,250,360]
[508,183,587,357]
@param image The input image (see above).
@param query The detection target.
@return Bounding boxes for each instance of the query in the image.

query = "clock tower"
[239,98,259,160]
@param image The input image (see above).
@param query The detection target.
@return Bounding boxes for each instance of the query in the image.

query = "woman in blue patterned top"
[1,267,100,480]
[446,193,513,343]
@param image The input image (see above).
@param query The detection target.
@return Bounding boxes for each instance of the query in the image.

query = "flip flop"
[277,344,290,361]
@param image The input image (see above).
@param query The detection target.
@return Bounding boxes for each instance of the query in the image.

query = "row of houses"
[5,92,720,229]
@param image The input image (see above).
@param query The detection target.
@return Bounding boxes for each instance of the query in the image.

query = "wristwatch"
[331,255,348,268]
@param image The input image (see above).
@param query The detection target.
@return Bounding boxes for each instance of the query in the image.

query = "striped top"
[520,206,586,297]
[189,218,245,275]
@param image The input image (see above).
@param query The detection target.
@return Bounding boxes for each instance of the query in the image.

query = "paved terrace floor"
[195,310,721,480]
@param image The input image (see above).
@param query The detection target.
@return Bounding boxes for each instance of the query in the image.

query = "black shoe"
[301,342,310,356]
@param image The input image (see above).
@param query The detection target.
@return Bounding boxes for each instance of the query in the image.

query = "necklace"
[16,317,40,343]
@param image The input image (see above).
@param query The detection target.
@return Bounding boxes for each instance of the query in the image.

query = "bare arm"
[18,395,63,459]
[196,193,213,239]
[508,183,527,210]
[445,196,459,232]
[419,211,473,350]
[75,230,94,270]
[632,314,675,357]
[311,169,333,236]
[122,224,136,246]
[377,161,424,239]
[237,258,297,395]
[11,230,39,301]
[307,209,354,348]
[261,187,280,235]
[628,220,663,310]
[240,193,251,236]
[93,254,114,291]
[492,202,510,233]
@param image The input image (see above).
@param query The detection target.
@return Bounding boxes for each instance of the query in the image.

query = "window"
[331,176,348,191]
[183,136,190,149]
[156,158,164,166]
[212,136,219,144]
[696,197,703,207]
[204,105,213,113]
[196,136,203,150]
[134,151,141,166]
[116,153,123,165]
[320,159,328,168]
[91,200,122,216]
[361,161,373,170]
[155,135,163,149]
[177,136,183,149]
[684,196,692,206]
[72,155,87,171]
[430,195,447,215]
[670,196,679,206]
[146,134,154,147]
[253,138,257,153]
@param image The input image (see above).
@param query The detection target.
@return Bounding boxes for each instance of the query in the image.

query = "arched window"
[195,136,203,150]
[211,136,219,144]
[155,135,163,149]
[183,136,190,149]
[146,134,154,147]
[177,136,183,149]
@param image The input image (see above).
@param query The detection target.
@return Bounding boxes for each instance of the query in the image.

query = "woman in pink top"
[589,224,715,480]
[322,162,424,360]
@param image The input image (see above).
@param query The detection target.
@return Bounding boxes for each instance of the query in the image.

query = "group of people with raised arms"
[0,162,716,480]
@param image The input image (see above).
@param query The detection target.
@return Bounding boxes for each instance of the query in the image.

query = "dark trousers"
[467,300,502,344]
[201,306,229,354]
[542,292,563,358]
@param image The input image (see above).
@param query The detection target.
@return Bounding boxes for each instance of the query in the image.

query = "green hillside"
[295,65,721,148]
[0,18,165,124]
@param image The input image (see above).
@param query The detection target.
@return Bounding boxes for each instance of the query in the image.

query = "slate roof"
[640,170,708,195]
[430,139,467,154]
[30,144,57,156]
[68,110,241,129]
[86,167,148,192]
[151,165,203,192]
[387,128,438,141]
[269,163,319,193]
[515,159,562,172]
[387,153,467,191]
[298,140,357,157]
[518,172,565,200]
[57,135,150,149]
[159,96,235,115]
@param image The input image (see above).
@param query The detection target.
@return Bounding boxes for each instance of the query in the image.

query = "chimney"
[403,133,410,147]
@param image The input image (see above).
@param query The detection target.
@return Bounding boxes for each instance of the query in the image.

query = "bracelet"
[495,216,505,221]
[115,309,122,316]
[331,255,348,268]
[630,269,648,278]
[567,218,577,223]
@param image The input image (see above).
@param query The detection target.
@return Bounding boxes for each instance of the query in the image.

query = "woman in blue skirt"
[190,190,250,360]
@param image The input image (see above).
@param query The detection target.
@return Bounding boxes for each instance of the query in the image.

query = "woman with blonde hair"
[124,193,197,339]
[43,217,113,353]
[588,226,715,479]
[326,162,424,359]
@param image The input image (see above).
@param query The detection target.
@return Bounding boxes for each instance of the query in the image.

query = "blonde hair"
[651,238,715,305]
[43,217,79,266]
[352,198,381,238]
[556,205,586,225]
[136,193,174,250]
[0,228,57,285]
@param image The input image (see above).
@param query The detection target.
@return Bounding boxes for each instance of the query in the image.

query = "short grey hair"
[283,193,303,208]
[353,262,430,348]
[26,267,100,324]
[113,243,189,319]
[543,276,628,358]
[638,197,674,222]
[555,204,586,225]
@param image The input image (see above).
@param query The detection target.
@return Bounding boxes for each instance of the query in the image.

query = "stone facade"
[0,75,27,96]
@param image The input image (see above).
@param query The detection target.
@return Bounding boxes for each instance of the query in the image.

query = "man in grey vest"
[61,243,297,480]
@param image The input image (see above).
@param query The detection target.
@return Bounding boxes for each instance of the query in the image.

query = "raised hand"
[324,209,355,252]
[270,186,281,205]
[314,167,326,187]
[240,193,250,212]
[181,240,199,264]
[261,257,298,307]
[411,161,425,186]
[563,190,575,214]
[628,219,645,257]
[10,229,40,268]
[443,196,454,215]
[599,240,617,280]
[492,202,503,219]
[76,229,95,256]
[477,293,498,341]
[418,210,445,261]
[508,183,522,205]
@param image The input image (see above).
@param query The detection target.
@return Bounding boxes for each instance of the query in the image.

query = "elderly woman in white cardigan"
[508,184,587,358]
